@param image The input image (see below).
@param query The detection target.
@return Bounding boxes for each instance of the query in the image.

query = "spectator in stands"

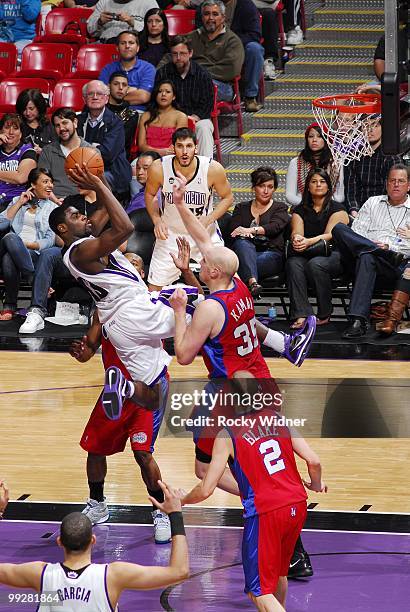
[63,0,98,6]
[99,30,156,112]
[87,0,159,43]
[127,150,160,214]
[230,166,288,299]
[286,122,344,208]
[155,35,214,157]
[0,168,60,330]
[0,114,37,211]
[77,80,132,197]
[222,0,265,112]
[16,89,56,154]
[138,80,188,157]
[284,0,303,45]
[0,0,40,56]
[332,164,410,339]
[107,71,140,159]
[188,1,245,104]
[286,168,349,328]
[252,0,280,81]
[344,117,402,216]
[138,8,170,67]
[38,108,93,199]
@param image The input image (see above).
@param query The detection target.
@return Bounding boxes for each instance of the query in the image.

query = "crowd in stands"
[0,0,408,339]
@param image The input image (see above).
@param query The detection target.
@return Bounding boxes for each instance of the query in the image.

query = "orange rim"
[312,93,381,114]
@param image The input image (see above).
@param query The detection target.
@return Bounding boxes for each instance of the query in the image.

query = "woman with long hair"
[0,168,58,321]
[285,122,344,207]
[230,166,289,299]
[138,80,188,157]
[138,8,170,67]
[285,167,349,328]
[16,89,56,154]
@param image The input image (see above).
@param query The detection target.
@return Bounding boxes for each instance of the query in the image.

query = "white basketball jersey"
[38,563,117,612]
[63,237,150,325]
[161,155,214,234]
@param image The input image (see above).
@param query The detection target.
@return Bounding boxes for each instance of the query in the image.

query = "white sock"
[263,328,285,354]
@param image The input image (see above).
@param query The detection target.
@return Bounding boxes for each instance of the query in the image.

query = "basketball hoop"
[312,93,381,167]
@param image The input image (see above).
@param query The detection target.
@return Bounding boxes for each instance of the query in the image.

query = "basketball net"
[312,94,381,167]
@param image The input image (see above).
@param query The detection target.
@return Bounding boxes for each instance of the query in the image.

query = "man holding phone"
[87,0,159,43]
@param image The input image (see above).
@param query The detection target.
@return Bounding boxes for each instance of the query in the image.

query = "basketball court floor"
[1,347,409,611]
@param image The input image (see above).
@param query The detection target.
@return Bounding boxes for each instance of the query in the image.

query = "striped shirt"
[351,194,410,257]
[345,146,402,212]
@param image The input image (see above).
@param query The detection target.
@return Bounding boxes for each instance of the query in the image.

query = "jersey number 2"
[234,319,258,356]
[259,439,285,475]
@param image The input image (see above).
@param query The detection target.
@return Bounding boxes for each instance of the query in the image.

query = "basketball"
[64,147,104,177]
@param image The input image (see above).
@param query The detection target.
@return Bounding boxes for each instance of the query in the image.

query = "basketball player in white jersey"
[0,481,189,612]
[145,127,233,290]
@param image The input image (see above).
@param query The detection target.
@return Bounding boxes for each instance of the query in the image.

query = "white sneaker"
[287,25,303,45]
[152,509,171,544]
[263,58,276,80]
[82,498,109,525]
[19,311,45,334]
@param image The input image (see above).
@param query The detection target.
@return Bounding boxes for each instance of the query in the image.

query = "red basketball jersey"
[201,277,271,378]
[226,409,307,517]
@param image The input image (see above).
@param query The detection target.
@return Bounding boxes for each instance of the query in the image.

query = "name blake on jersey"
[230,296,254,322]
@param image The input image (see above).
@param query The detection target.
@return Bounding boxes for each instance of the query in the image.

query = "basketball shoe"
[288,550,314,579]
[283,315,316,367]
[82,498,109,524]
[102,366,133,420]
[152,509,172,544]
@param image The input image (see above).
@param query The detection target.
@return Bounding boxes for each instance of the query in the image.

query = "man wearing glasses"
[77,80,132,199]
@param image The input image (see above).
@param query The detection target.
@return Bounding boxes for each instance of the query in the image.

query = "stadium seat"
[12,43,74,85]
[211,77,243,163]
[164,10,196,35]
[0,43,18,79]
[50,79,89,113]
[43,7,94,38]
[0,78,51,114]
[70,44,119,79]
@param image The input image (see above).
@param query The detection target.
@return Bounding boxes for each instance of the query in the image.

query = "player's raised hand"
[68,163,102,190]
[0,479,9,514]
[173,171,188,206]
[154,218,169,240]
[302,479,328,493]
[170,237,191,272]
[148,480,183,514]
[70,336,95,362]
[170,287,188,312]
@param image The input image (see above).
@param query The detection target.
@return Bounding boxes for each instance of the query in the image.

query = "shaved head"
[207,246,239,278]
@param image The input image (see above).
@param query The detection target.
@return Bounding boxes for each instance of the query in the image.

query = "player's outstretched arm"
[291,434,328,493]
[172,172,214,259]
[170,291,222,365]
[70,310,102,363]
[145,161,168,240]
[107,481,188,598]
[0,562,45,590]
[68,165,134,264]
[170,237,204,295]
[182,435,232,504]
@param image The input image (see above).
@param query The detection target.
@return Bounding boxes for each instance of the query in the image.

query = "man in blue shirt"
[99,30,155,112]
[0,0,41,56]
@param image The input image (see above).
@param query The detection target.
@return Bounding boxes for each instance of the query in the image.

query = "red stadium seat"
[164,9,196,35]
[0,78,51,114]
[50,79,89,113]
[71,44,119,79]
[0,43,18,79]
[211,77,243,163]
[12,43,74,84]
[43,7,94,38]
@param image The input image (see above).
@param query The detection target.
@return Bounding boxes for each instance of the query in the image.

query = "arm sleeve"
[87,0,106,36]
[285,157,302,207]
[137,63,156,94]
[38,147,51,170]
[21,0,41,22]
[230,202,247,232]
[97,117,125,164]
[20,149,37,162]
[261,205,290,238]
[351,198,373,237]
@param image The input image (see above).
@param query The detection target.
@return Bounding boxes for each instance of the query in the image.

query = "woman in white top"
[286,122,344,208]
[0,168,58,320]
